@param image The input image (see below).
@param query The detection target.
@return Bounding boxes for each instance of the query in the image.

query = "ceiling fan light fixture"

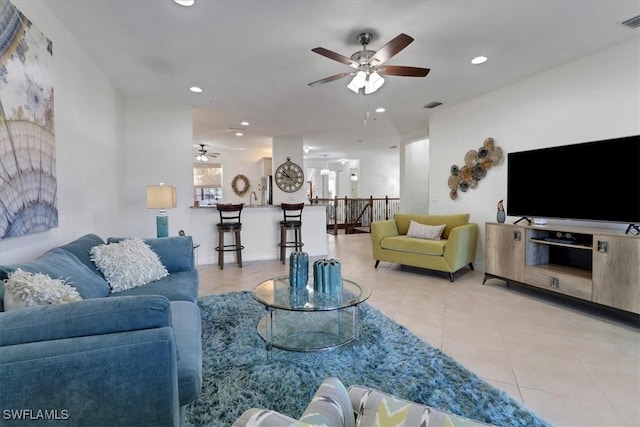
[364,72,385,94]
[347,71,367,93]
[196,154,208,162]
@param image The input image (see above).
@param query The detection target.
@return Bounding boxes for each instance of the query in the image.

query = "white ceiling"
[45,0,639,161]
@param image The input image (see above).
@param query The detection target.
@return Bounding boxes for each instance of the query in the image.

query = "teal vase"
[289,252,308,288]
[313,258,342,294]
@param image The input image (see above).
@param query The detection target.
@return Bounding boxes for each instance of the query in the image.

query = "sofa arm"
[443,223,479,270]
[0,327,181,426]
[0,295,171,347]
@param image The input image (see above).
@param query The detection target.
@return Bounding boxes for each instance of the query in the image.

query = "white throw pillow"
[90,238,169,293]
[406,220,446,240]
[3,269,82,311]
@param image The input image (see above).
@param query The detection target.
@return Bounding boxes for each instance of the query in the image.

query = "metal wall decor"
[448,138,503,200]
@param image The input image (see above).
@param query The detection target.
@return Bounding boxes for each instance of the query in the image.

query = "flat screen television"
[507,134,640,224]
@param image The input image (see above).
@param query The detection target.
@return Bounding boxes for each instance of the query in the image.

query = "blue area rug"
[185,291,550,427]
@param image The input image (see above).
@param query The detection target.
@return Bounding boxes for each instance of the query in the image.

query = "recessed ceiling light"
[375,107,386,113]
[174,0,195,6]
[235,132,243,136]
[189,86,203,93]
[240,121,249,126]
[471,56,488,65]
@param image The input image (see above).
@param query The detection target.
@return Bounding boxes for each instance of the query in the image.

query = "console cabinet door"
[592,234,640,314]
[485,223,525,282]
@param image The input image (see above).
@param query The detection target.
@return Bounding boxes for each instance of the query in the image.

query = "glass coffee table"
[252,275,372,352]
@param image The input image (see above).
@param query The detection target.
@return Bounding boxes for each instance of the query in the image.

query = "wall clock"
[275,157,304,193]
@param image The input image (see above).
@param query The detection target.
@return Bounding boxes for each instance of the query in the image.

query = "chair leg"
[374,260,380,268]
[295,227,302,252]
[449,272,455,283]
[469,262,474,270]
[280,227,286,264]
[218,231,224,270]
[236,230,243,267]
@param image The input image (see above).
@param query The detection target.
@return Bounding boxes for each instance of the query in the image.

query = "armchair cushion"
[380,236,447,256]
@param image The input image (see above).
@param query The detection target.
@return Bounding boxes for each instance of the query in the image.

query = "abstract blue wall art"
[0,0,57,239]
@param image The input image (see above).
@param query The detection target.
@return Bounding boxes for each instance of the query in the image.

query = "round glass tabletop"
[252,275,371,312]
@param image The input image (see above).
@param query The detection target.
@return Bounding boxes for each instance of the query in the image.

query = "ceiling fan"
[308,32,430,94]
[193,144,220,162]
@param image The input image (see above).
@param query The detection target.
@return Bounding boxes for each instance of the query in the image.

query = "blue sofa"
[0,234,202,426]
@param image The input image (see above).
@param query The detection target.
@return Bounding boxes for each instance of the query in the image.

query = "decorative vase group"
[312,258,342,294]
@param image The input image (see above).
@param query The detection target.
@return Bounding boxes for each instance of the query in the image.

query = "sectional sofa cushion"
[0,295,171,347]
[107,236,195,273]
[57,233,107,277]
[106,270,199,302]
[0,247,110,299]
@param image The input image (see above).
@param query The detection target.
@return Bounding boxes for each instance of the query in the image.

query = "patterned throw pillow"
[90,238,169,293]
[406,220,446,240]
[3,269,82,311]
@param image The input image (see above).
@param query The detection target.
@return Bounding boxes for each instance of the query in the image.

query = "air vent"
[228,125,247,131]
[621,15,640,29]
[424,101,443,109]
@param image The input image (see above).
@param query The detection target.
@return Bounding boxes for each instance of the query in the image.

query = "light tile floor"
[197,233,640,427]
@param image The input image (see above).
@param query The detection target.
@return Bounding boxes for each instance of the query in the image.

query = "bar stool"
[215,203,244,269]
[278,203,304,264]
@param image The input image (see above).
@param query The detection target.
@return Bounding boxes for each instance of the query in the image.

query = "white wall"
[120,99,194,239]
[429,38,640,268]
[400,138,429,214]
[0,1,123,264]
[356,151,400,199]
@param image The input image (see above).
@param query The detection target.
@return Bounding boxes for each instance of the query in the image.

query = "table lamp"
[146,184,177,237]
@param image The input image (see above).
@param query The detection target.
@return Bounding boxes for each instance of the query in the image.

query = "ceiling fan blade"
[308,72,354,87]
[379,65,430,77]
[311,47,360,69]
[368,33,414,65]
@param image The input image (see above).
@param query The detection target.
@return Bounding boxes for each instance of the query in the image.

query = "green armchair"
[371,213,478,282]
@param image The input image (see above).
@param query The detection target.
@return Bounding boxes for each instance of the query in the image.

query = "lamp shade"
[347,71,367,93]
[146,185,177,209]
[364,72,385,94]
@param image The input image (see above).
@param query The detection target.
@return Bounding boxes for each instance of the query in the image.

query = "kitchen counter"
[187,204,328,265]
